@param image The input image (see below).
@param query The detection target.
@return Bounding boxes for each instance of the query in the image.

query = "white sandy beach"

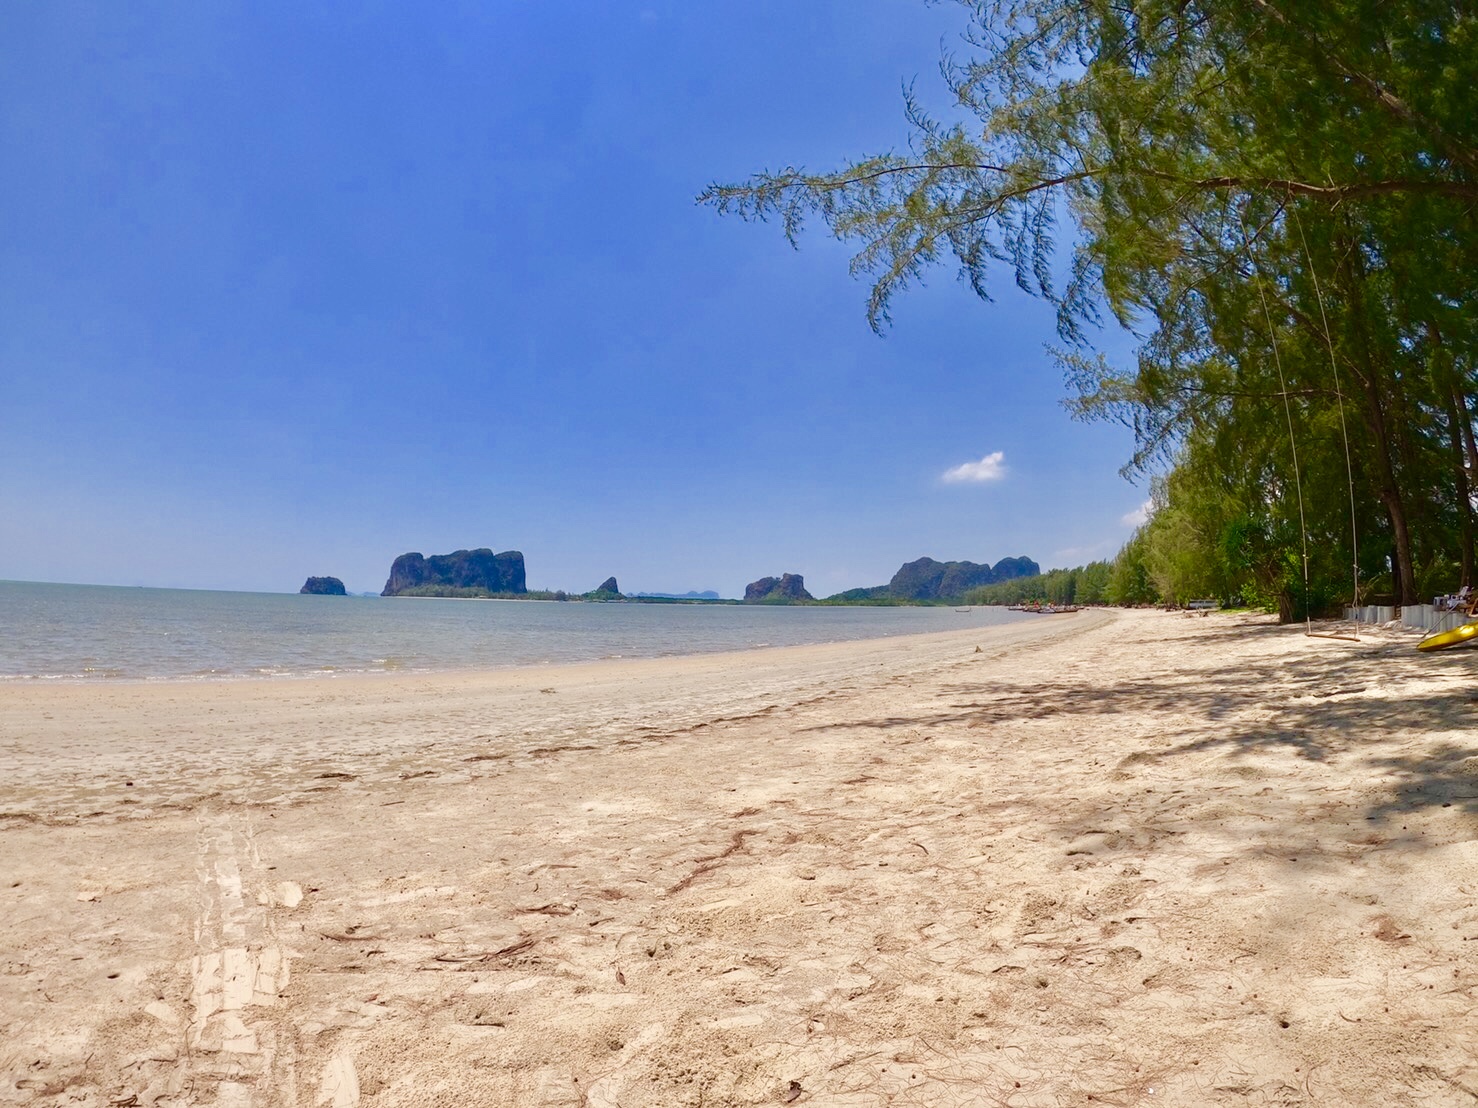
[4,609,1478,1106]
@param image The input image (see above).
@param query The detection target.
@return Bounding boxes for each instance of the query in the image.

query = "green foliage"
[705,0,1478,617]
[1076,561,1112,604]
[393,586,562,601]
[394,585,495,599]
[1107,534,1157,606]
[965,561,1113,606]
[825,586,895,603]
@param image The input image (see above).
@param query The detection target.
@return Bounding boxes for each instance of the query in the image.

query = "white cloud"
[1121,499,1152,527]
[942,451,1006,484]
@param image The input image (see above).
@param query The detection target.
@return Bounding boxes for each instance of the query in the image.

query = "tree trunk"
[1460,392,1478,493]
[1342,337,1420,605]
[1426,322,1474,588]
[1277,587,1295,624]
[1339,225,1419,605]
[1445,389,1475,587]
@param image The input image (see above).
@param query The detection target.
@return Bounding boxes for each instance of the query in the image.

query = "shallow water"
[0,580,1032,680]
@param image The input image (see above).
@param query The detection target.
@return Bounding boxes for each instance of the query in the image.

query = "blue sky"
[2,1,1147,598]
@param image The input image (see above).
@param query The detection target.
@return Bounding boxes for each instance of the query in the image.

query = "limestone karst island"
[381,549,527,597]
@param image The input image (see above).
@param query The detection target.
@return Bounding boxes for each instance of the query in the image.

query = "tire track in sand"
[176,814,316,1106]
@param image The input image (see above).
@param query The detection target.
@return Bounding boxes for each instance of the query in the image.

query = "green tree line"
[705,1,1478,620]
[966,562,1113,606]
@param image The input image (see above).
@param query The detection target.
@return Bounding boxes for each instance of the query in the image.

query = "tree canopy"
[702,0,1478,614]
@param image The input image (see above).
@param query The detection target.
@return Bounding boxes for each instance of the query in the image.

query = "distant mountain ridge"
[828,555,1040,602]
[635,590,721,600]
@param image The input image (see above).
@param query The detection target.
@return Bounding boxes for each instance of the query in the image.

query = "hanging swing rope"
[1239,207,1314,635]
[1290,204,1362,625]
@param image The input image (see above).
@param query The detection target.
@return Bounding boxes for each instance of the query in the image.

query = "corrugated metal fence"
[1345,604,1471,633]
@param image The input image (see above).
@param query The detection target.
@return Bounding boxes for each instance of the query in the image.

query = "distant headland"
[828,556,1040,603]
[369,547,1040,605]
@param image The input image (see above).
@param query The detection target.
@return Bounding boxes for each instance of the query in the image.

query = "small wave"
[0,671,115,681]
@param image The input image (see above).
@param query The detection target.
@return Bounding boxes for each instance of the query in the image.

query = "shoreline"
[1,583,1046,686]
[0,616,1058,690]
[0,614,1102,810]
[6,608,1478,1105]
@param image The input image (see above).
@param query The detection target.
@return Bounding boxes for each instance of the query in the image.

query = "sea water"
[0,580,1034,681]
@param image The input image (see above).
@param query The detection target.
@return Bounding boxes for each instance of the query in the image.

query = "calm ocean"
[0,580,1033,681]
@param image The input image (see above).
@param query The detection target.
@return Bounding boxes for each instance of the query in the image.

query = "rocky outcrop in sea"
[300,576,346,595]
[381,549,527,596]
[744,573,813,603]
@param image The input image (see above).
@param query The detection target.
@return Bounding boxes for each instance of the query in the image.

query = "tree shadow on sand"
[804,618,1478,829]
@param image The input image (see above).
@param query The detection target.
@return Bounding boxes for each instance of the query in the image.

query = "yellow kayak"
[1418,621,1478,652]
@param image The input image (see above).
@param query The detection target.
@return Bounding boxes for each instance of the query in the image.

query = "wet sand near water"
[3,609,1478,1106]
